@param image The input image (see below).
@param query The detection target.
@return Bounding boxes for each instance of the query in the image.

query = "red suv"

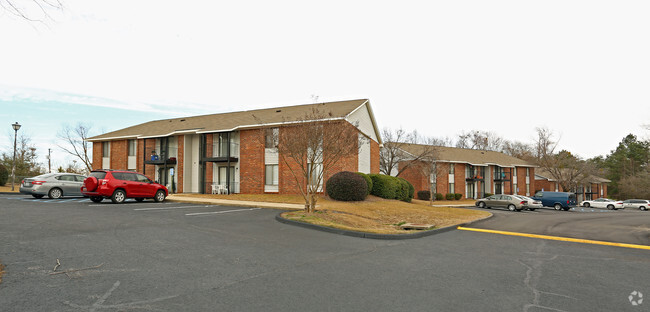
[81,170,168,204]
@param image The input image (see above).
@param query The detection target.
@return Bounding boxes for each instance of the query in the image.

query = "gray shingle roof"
[398,143,536,167]
[535,168,611,183]
[88,99,369,142]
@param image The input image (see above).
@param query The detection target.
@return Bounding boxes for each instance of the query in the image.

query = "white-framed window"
[102,142,110,157]
[265,164,279,186]
[265,128,279,148]
[449,163,455,174]
[128,140,136,156]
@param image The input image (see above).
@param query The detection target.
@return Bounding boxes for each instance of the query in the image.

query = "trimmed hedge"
[435,193,444,200]
[454,193,462,200]
[355,172,373,195]
[326,171,368,201]
[368,174,414,202]
[417,190,431,200]
[0,164,7,186]
[445,193,454,200]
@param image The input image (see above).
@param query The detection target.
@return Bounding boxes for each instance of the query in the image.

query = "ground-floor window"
[265,164,279,186]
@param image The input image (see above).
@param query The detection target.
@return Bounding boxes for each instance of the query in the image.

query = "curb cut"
[275,211,493,240]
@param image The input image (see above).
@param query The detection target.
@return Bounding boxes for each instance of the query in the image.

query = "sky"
[1,0,649,169]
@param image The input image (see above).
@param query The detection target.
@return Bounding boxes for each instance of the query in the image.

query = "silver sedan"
[19,173,87,199]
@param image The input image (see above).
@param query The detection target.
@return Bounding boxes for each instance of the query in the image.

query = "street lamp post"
[11,122,21,191]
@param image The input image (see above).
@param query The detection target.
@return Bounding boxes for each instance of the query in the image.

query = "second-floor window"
[265,128,279,148]
[449,163,455,174]
[128,140,136,156]
[102,142,110,157]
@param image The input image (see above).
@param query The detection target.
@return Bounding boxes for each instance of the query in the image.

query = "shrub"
[355,172,373,195]
[454,193,463,200]
[368,174,398,200]
[396,177,414,202]
[445,193,455,200]
[325,171,368,201]
[417,190,431,200]
[435,193,444,200]
[484,193,494,198]
[0,164,7,186]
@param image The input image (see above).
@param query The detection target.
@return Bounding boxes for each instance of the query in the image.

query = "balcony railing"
[204,182,240,194]
[145,147,178,165]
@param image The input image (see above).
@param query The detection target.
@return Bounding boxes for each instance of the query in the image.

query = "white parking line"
[134,205,210,211]
[185,208,261,216]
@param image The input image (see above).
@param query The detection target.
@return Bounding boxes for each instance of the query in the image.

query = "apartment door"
[218,166,235,193]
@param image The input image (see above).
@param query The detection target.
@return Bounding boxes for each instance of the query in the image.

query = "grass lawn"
[177,193,489,234]
[0,186,18,193]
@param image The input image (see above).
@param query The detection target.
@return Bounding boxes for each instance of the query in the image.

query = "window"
[449,163,455,174]
[265,164,279,185]
[265,128,279,148]
[128,140,136,156]
[308,163,323,187]
[449,183,454,193]
[513,168,517,177]
[526,168,530,177]
[136,174,150,183]
[102,142,110,157]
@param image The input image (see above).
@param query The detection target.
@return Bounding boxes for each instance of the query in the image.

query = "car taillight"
[32,181,45,185]
[520,201,526,204]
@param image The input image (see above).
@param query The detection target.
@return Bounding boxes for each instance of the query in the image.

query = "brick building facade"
[88,99,382,195]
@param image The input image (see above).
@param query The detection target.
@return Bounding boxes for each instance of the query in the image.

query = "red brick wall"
[110,140,127,170]
[92,142,102,170]
[205,134,214,186]
[240,129,265,194]
[177,136,184,193]
[370,139,380,174]
[398,161,428,193]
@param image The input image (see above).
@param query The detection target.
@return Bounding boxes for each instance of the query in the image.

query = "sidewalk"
[166,194,306,210]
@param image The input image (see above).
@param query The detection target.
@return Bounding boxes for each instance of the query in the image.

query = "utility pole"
[48,148,52,173]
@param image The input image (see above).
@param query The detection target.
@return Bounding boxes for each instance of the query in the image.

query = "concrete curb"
[165,195,305,210]
[275,211,494,240]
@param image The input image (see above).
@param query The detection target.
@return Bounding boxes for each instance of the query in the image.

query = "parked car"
[580,198,623,210]
[512,195,542,211]
[19,173,87,199]
[81,169,168,204]
[475,194,527,211]
[622,199,649,211]
[532,191,577,211]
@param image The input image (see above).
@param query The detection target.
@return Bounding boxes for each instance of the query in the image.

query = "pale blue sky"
[1,0,649,170]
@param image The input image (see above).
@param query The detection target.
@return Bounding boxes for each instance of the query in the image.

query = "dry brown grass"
[0,263,4,284]
[0,186,18,193]
[173,193,307,204]
[280,195,489,234]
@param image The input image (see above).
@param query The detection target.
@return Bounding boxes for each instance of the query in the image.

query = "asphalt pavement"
[0,195,648,311]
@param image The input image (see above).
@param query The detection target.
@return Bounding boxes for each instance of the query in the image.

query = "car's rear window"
[89,172,107,179]
[569,194,576,200]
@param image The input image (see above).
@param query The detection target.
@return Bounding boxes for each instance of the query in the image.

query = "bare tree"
[57,123,92,173]
[540,150,595,192]
[1,0,63,22]
[256,108,361,212]
[380,128,438,177]
[456,130,504,151]
[501,140,535,161]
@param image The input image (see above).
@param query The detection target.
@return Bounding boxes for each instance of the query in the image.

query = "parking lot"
[1,195,648,311]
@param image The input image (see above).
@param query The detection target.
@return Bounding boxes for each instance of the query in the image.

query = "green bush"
[0,164,7,186]
[355,172,373,195]
[368,174,398,200]
[454,193,463,200]
[435,193,444,200]
[484,193,494,198]
[325,171,368,201]
[417,190,431,200]
[445,193,455,200]
[397,177,414,202]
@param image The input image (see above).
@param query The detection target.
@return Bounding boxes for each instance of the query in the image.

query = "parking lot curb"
[275,211,494,240]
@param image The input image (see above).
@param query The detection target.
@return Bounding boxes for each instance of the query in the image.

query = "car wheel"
[607,204,614,210]
[563,207,570,211]
[583,202,590,208]
[153,190,166,202]
[48,188,63,199]
[478,201,486,208]
[135,198,144,202]
[31,194,44,199]
[508,204,516,212]
[528,208,536,211]
[640,206,647,211]
[90,196,103,203]
[554,203,562,211]
[111,189,126,204]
